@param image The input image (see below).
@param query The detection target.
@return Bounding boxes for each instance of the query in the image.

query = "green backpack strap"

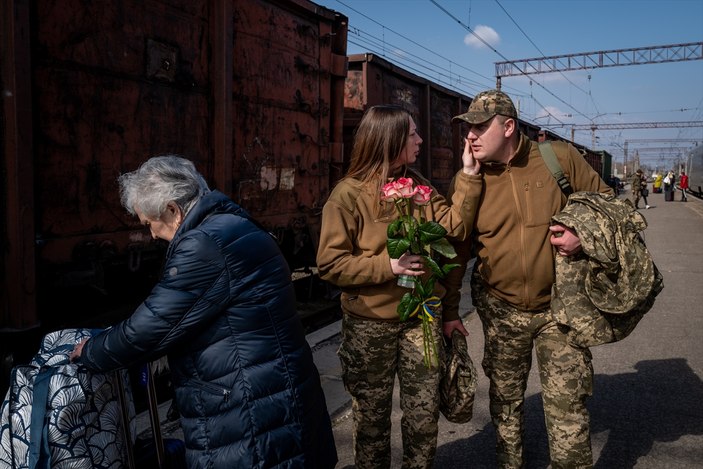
[538,141,573,196]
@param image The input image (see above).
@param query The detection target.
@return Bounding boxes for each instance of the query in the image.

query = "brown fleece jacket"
[443,134,613,318]
[317,168,482,321]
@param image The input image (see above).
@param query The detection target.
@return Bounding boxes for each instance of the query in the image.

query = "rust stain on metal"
[280,168,296,190]
[260,166,278,191]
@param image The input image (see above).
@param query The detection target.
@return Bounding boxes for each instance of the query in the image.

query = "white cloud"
[464,25,500,49]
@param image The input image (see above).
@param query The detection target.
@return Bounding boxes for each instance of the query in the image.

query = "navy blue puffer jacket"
[81,191,337,469]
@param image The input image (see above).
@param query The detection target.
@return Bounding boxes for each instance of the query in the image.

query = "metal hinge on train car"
[146,38,178,82]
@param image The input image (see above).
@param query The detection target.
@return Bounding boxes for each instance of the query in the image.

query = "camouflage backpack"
[538,142,663,347]
[550,192,663,347]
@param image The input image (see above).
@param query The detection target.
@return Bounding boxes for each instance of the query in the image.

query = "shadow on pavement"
[590,358,703,468]
[435,358,703,469]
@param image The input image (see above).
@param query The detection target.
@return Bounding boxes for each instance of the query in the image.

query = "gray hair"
[118,155,210,219]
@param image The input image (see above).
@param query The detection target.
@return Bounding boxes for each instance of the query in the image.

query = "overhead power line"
[428,0,591,122]
[337,0,490,93]
[492,0,589,96]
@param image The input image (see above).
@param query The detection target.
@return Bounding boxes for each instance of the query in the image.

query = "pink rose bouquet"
[381,177,459,367]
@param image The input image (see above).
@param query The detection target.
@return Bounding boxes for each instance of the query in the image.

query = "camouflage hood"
[550,192,663,347]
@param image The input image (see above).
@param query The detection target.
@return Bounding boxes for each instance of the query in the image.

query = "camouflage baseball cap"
[452,89,518,124]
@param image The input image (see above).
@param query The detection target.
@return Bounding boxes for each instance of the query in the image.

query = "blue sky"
[314,0,703,170]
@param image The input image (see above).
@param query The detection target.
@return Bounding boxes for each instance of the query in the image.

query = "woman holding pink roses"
[317,105,481,468]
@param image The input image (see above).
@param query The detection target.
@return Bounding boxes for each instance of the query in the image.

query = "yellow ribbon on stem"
[409,296,442,367]
[409,296,441,321]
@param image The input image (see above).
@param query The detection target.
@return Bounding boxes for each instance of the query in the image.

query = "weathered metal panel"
[1,0,37,331]
[228,0,347,272]
[230,0,341,235]
[34,69,211,242]
[600,150,613,180]
[0,0,347,332]
[32,0,211,254]
[582,151,603,177]
[429,88,462,193]
[23,0,213,334]
[688,145,703,196]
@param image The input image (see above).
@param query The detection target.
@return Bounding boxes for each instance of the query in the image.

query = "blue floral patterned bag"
[0,328,135,469]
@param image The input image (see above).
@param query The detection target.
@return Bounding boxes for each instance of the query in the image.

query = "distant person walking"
[664,170,675,202]
[631,169,649,209]
[679,171,689,201]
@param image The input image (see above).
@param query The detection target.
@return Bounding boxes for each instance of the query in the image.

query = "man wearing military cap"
[452,89,518,124]
[443,89,613,468]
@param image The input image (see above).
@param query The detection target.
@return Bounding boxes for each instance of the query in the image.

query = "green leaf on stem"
[387,238,411,259]
[414,278,428,299]
[429,237,457,258]
[387,219,403,238]
[422,255,444,278]
[398,292,420,322]
[418,221,448,244]
[421,276,436,294]
[442,263,461,276]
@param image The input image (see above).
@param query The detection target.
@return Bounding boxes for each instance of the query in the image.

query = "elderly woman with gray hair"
[71,155,337,468]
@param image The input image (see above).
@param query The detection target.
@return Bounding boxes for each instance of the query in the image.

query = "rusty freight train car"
[539,129,609,180]
[343,53,471,195]
[343,53,544,194]
[1,0,348,368]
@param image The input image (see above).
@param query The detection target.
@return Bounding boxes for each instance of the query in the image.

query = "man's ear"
[504,117,517,137]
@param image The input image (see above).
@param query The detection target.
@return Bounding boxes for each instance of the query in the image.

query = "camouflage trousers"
[632,190,641,208]
[632,190,648,208]
[472,277,594,469]
[337,313,444,469]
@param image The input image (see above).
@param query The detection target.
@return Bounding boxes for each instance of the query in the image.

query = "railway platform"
[136,188,703,467]
[313,188,703,468]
